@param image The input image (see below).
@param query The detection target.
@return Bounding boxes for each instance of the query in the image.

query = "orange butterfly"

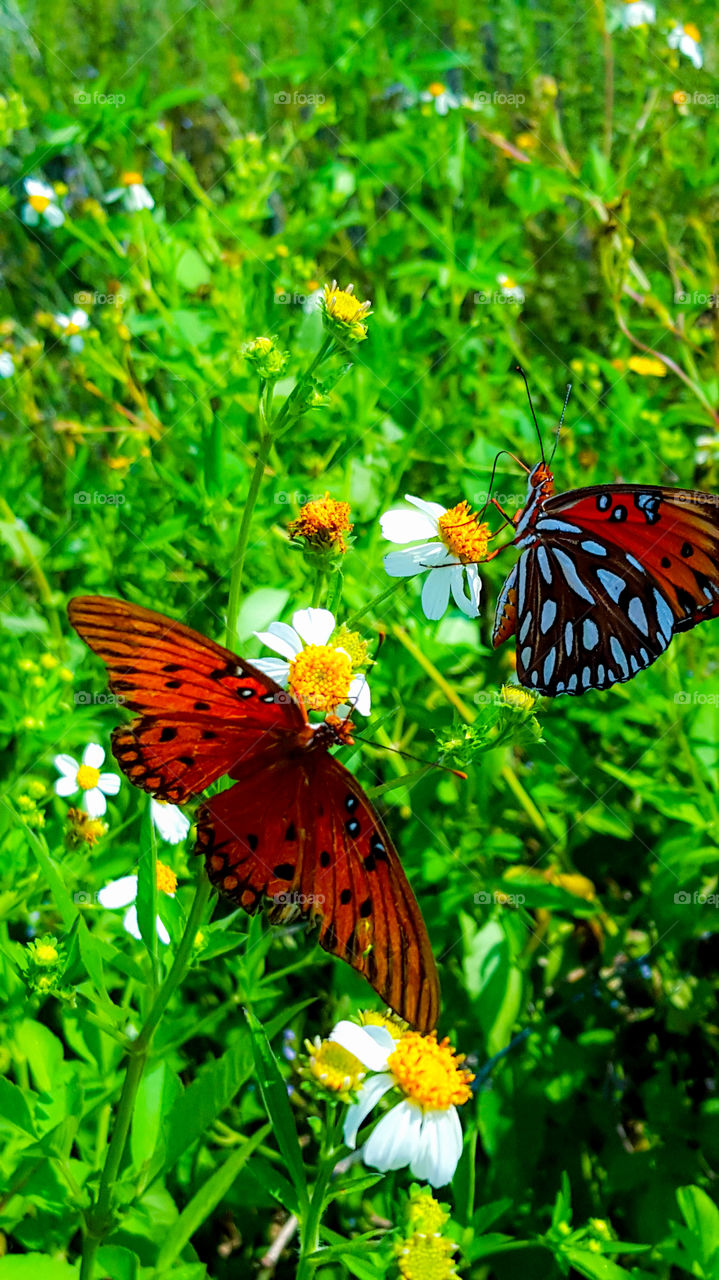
[68,596,440,1033]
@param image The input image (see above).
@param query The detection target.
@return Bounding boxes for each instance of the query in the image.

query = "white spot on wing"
[521,646,532,668]
[628,596,649,635]
[610,636,629,677]
[519,610,532,644]
[565,622,574,656]
[581,540,607,556]
[517,554,527,614]
[654,589,674,642]
[581,665,592,688]
[597,568,626,602]
[583,619,599,650]
[543,648,556,684]
[597,664,605,684]
[538,518,582,534]
[626,553,645,574]
[541,600,557,634]
[568,673,578,692]
[553,549,595,604]
[537,546,553,584]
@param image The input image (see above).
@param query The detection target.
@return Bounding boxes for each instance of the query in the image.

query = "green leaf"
[15,1021,63,1095]
[0,1075,37,1137]
[175,247,211,290]
[0,1258,79,1277]
[236,587,291,642]
[245,1007,309,1212]
[130,1060,182,1169]
[155,1123,271,1271]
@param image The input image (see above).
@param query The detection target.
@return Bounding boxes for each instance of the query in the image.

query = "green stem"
[296,1108,341,1279]
[311,569,326,608]
[0,497,64,649]
[344,578,405,630]
[226,432,273,648]
[271,337,335,438]
[80,873,212,1279]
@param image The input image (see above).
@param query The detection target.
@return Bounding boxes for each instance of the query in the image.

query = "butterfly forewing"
[197,750,440,1033]
[68,596,305,802]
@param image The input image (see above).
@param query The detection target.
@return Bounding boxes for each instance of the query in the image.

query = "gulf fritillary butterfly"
[68,596,440,1032]
[491,461,719,695]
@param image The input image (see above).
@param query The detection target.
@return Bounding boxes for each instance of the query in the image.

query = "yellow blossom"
[288,493,353,553]
[627,355,666,377]
[302,1036,365,1100]
[388,1033,474,1111]
[156,861,178,895]
[437,501,491,564]
[322,280,372,342]
[289,644,353,712]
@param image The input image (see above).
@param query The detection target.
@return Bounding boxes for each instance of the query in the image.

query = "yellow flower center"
[288,493,353,552]
[437,501,491,564]
[64,322,81,335]
[323,283,368,324]
[76,764,100,791]
[34,943,59,965]
[387,1032,474,1111]
[288,644,352,712]
[396,1233,459,1279]
[406,1190,450,1234]
[627,355,666,377]
[500,684,537,713]
[500,274,517,289]
[122,171,143,185]
[308,1040,365,1093]
[156,861,178,895]
[29,194,51,213]
[683,22,700,41]
[427,81,446,97]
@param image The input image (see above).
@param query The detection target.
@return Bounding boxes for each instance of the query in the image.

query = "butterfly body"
[492,464,719,696]
[68,596,439,1032]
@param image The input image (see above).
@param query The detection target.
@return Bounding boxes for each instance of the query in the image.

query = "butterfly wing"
[492,484,719,696]
[68,596,305,802]
[544,485,719,630]
[197,747,440,1033]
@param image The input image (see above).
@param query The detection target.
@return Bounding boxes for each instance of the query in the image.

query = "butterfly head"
[527,460,554,501]
[306,714,355,751]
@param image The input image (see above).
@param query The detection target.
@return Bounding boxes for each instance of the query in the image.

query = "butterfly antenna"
[549,382,572,464]
[352,734,467,780]
[475,449,529,519]
[514,364,545,463]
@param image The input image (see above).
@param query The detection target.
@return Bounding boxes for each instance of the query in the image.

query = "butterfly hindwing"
[506,534,676,695]
[69,596,305,802]
[197,749,440,1033]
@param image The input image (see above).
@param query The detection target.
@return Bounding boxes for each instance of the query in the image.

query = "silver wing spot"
[538,518,583,534]
[565,622,574,656]
[654,589,674,642]
[519,610,532,644]
[626,553,645,575]
[583,619,599,650]
[597,568,626,602]
[521,645,532,668]
[610,636,629,678]
[581,665,592,687]
[541,600,557,634]
[581,540,607,556]
[543,649,557,683]
[553,549,595,604]
[568,673,578,693]
[628,597,649,635]
[537,546,553,584]
[597,664,605,685]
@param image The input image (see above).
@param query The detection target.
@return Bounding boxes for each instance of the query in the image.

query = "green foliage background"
[2,0,719,1275]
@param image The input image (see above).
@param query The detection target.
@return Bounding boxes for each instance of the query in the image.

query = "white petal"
[98,875,138,909]
[21,204,39,226]
[54,753,79,777]
[83,742,105,769]
[292,607,335,647]
[361,1025,400,1055]
[363,1099,422,1172]
[348,674,371,716]
[83,788,107,817]
[44,204,65,227]
[122,904,142,939]
[343,1074,395,1148]
[70,309,89,329]
[383,543,452,578]
[155,915,171,945]
[405,494,447,520]
[98,772,121,796]
[410,1107,463,1187]
[330,1021,393,1070]
[450,564,482,618]
[54,775,78,797]
[68,335,85,354]
[151,800,190,844]
[250,657,291,684]
[379,508,439,543]
[25,179,48,197]
[464,562,483,612]
[422,567,452,620]
[255,623,302,660]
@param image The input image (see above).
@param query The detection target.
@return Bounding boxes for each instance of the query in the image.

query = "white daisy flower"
[420,82,460,115]
[21,179,65,229]
[0,352,14,378]
[53,743,121,817]
[330,1018,473,1188]
[105,171,154,212]
[668,22,703,67]
[497,273,525,303]
[97,861,177,946]
[55,308,90,353]
[620,1,655,26]
[380,495,490,621]
[252,607,371,716]
[151,798,190,844]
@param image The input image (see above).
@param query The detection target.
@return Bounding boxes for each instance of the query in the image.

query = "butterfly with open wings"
[487,379,719,695]
[68,596,440,1033]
